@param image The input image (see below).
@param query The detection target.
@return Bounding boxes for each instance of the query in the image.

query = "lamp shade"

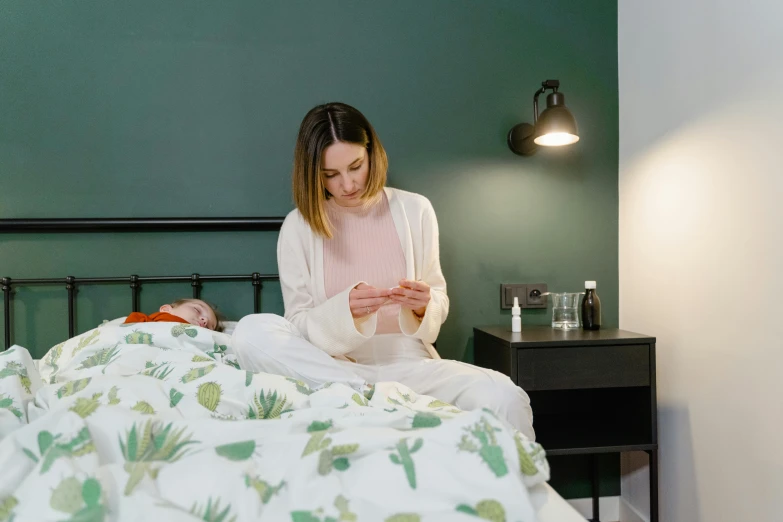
[533,92,579,146]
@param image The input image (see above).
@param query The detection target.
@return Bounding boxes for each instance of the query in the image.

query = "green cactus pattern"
[301,430,358,475]
[457,418,508,478]
[180,364,216,383]
[197,381,222,411]
[189,497,236,522]
[0,361,32,394]
[363,383,375,401]
[72,329,101,356]
[57,378,92,398]
[351,393,368,407]
[23,427,96,474]
[50,476,105,521]
[247,389,290,420]
[172,324,198,339]
[318,442,359,476]
[389,438,423,489]
[411,412,442,429]
[108,386,121,405]
[46,342,64,383]
[386,515,420,522]
[456,499,506,522]
[69,393,103,418]
[77,343,120,373]
[302,431,332,457]
[192,355,213,363]
[286,377,314,395]
[291,495,356,522]
[307,420,333,433]
[245,474,285,504]
[51,477,83,514]
[0,496,18,521]
[124,331,153,345]
[0,394,22,419]
[142,362,175,380]
[119,420,199,495]
[427,399,451,408]
[333,495,357,522]
[169,388,184,407]
[224,358,241,370]
[245,371,253,387]
[290,511,321,522]
[514,434,544,476]
[131,401,156,415]
[207,342,228,359]
[215,440,256,461]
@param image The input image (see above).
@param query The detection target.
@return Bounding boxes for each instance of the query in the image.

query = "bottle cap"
[585,281,596,289]
[512,296,521,315]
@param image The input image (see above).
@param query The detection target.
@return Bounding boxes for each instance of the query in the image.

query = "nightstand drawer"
[518,345,650,391]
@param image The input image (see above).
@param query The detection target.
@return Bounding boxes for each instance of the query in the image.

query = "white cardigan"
[277,187,449,360]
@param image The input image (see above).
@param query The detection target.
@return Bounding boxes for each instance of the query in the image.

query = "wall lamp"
[507,79,579,156]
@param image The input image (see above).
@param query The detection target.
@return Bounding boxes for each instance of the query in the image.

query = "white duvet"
[0,321,549,521]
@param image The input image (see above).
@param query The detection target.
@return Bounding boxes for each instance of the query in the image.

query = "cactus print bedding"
[0,322,550,521]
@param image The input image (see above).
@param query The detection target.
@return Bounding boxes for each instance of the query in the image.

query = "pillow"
[220,321,238,336]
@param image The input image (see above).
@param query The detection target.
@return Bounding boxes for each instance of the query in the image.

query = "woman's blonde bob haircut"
[292,102,388,238]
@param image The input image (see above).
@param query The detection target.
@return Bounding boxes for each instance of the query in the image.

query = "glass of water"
[547,292,583,329]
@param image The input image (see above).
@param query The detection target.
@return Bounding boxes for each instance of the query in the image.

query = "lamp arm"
[532,86,547,124]
[533,80,560,124]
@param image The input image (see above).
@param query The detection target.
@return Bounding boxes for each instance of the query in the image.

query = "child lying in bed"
[123,298,223,331]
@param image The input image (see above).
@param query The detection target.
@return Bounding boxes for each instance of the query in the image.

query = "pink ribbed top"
[324,192,406,334]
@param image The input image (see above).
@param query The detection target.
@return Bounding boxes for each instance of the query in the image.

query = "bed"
[0,219,584,522]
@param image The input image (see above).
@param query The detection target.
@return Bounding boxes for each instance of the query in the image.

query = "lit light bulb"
[534,132,580,147]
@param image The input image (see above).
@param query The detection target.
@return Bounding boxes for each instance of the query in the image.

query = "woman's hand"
[389,279,430,318]
[349,283,392,319]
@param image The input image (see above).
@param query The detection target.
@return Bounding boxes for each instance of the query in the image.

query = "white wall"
[619,2,783,521]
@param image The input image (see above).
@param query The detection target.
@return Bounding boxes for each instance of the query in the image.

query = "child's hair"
[170,298,226,332]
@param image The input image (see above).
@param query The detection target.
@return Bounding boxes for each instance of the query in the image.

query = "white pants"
[232,314,535,440]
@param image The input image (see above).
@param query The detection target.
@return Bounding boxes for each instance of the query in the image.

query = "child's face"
[160,300,217,330]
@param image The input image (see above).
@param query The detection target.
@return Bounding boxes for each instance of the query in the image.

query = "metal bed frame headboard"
[0,216,286,350]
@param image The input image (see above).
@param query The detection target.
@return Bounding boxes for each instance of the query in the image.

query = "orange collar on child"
[124,312,190,325]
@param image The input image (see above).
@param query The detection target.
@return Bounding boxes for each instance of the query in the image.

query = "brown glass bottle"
[581,281,601,330]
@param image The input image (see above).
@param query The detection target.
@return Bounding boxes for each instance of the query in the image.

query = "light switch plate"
[500,284,526,309]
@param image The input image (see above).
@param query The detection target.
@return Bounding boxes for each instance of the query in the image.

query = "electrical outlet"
[525,284,548,308]
[500,283,547,309]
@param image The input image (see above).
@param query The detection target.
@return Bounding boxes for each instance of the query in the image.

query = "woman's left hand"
[389,279,430,318]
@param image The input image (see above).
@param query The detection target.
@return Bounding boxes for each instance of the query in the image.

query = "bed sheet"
[0,321,561,521]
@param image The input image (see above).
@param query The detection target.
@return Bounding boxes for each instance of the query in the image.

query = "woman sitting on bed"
[232,102,534,440]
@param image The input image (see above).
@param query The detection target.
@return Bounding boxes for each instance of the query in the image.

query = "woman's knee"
[461,374,528,409]
[460,374,534,439]
[233,314,301,345]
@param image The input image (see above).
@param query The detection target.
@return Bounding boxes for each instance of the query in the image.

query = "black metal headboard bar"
[1,273,279,350]
[0,217,285,233]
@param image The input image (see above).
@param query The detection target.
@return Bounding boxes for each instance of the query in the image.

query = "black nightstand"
[474,325,658,522]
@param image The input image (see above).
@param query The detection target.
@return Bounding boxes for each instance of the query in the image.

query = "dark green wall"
[1,0,618,500]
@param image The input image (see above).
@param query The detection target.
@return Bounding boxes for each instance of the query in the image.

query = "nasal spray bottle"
[511,296,522,333]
